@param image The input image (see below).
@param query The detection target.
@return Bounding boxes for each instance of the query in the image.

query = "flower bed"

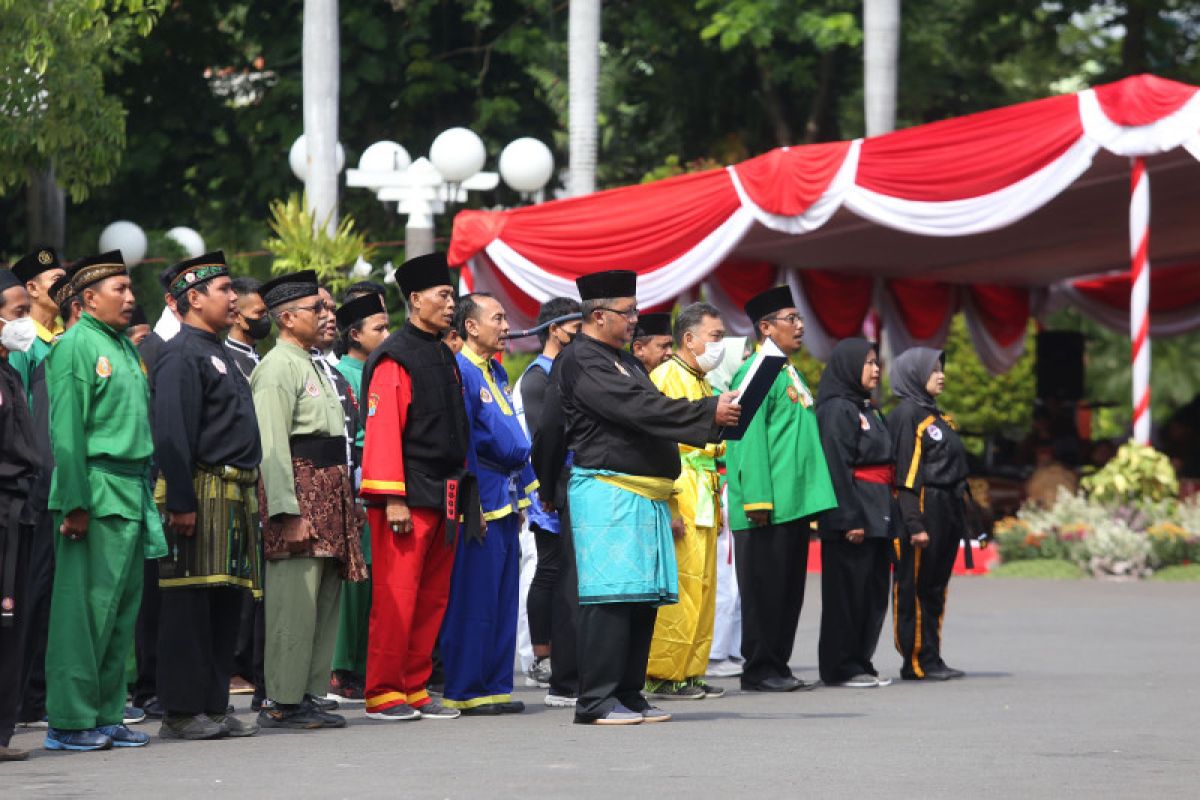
[993,443,1200,579]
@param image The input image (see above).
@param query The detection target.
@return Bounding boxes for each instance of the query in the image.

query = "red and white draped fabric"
[1060,261,1200,336]
[450,74,1200,406]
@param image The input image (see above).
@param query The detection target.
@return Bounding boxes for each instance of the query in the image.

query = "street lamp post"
[345,128,554,259]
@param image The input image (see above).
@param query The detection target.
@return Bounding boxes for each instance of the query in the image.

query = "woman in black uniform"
[816,339,895,688]
[888,347,969,681]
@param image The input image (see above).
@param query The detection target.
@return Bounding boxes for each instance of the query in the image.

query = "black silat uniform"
[887,348,970,680]
[815,339,895,685]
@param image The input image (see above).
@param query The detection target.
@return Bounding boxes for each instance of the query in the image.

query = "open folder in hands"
[718,337,788,441]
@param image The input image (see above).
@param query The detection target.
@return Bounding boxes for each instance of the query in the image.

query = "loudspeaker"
[1036,331,1085,401]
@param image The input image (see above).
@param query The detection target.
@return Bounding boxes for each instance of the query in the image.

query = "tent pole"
[1129,157,1152,445]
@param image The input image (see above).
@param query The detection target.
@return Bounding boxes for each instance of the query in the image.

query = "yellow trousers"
[646,476,720,682]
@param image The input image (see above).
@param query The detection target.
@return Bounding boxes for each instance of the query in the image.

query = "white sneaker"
[706,659,744,678]
[525,657,552,688]
[544,693,577,707]
[875,676,894,687]
[836,674,880,688]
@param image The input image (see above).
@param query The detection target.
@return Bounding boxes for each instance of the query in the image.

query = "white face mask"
[692,339,726,373]
[0,315,36,353]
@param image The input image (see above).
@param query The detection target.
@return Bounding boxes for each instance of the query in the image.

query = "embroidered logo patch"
[305,379,320,398]
[210,355,227,375]
[96,356,112,378]
[927,425,943,442]
[859,412,871,431]
[480,387,494,404]
[614,360,630,377]
[786,385,799,403]
[38,249,53,265]
[368,392,379,417]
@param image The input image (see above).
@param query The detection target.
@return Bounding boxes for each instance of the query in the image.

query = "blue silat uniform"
[441,347,539,710]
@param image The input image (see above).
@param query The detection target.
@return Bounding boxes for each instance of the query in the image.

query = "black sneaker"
[365,703,421,721]
[496,700,525,714]
[158,714,226,741]
[305,694,339,712]
[257,704,324,730]
[687,677,726,698]
[141,697,166,720]
[939,664,966,679]
[303,698,346,728]
[208,713,260,738]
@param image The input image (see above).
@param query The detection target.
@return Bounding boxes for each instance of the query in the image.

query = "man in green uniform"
[327,289,389,702]
[43,251,166,752]
[251,271,367,731]
[725,285,836,692]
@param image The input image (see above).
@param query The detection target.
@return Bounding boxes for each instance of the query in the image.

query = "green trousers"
[332,519,371,676]
[265,556,342,705]
[45,515,144,730]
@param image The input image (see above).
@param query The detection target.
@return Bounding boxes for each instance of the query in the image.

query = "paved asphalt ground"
[6,576,1198,798]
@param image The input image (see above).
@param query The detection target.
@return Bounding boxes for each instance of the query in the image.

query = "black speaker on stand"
[1036,331,1085,401]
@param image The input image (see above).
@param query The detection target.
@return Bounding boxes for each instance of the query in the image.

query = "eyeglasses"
[288,301,334,315]
[596,306,639,322]
[764,313,803,326]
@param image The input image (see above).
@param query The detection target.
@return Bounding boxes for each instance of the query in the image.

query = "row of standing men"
[0,248,974,756]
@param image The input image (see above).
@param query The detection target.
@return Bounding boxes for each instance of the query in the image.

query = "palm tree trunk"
[863,0,900,136]
[568,0,601,196]
[303,0,340,233]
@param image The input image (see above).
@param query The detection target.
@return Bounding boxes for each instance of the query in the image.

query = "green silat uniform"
[44,312,166,731]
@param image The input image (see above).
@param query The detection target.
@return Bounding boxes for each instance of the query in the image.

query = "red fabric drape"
[732,142,852,215]
[800,271,873,339]
[968,285,1030,346]
[1093,74,1197,126]
[856,93,1083,201]
[1072,261,1200,313]
[711,259,777,309]
[888,279,956,339]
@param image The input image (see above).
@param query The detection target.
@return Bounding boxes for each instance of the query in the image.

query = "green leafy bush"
[264,193,367,295]
[1081,442,1179,505]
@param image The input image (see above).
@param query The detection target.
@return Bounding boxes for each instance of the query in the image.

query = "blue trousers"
[441,514,520,707]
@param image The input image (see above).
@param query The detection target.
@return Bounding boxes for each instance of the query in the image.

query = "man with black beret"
[630,311,673,375]
[9,247,66,403]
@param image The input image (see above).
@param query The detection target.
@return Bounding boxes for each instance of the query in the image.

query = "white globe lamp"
[99,221,148,266]
[289,134,346,181]
[499,137,555,194]
[429,127,486,183]
[165,226,206,259]
[358,140,411,173]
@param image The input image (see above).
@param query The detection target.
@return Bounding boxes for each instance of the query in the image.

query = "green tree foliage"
[0,0,167,202]
[938,315,1036,446]
[264,193,366,294]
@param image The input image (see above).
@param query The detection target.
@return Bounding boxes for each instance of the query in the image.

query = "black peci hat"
[129,305,149,327]
[336,292,387,331]
[633,311,672,339]
[12,247,62,283]
[72,251,128,294]
[576,270,637,301]
[260,270,320,309]
[743,285,795,324]
[50,270,78,306]
[165,251,229,299]
[0,269,22,293]
[397,253,453,298]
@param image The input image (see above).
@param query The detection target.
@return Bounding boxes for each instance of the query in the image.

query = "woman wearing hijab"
[815,339,894,688]
[887,347,970,682]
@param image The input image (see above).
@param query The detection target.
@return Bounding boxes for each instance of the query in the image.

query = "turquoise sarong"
[569,468,678,606]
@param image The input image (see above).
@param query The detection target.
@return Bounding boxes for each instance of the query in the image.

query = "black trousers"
[574,602,657,721]
[132,557,163,707]
[231,591,257,683]
[526,526,562,646]
[549,506,579,697]
[157,586,244,716]
[735,521,810,684]
[17,510,53,723]
[818,535,891,684]
[0,520,31,747]
[893,488,963,678]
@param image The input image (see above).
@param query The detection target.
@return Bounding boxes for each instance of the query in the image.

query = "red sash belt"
[853,464,895,485]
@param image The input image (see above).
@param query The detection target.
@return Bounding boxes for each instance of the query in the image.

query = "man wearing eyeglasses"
[557,270,742,725]
[249,271,367,731]
[725,286,836,693]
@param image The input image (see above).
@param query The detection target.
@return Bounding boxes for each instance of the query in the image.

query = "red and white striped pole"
[1129,157,1151,444]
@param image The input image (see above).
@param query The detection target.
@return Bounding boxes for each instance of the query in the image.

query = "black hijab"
[890,346,944,410]
[816,338,876,407]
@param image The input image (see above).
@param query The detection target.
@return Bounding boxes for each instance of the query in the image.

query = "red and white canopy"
[449,74,1200,437]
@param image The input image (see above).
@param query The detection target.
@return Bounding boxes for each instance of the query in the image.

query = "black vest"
[361,323,469,509]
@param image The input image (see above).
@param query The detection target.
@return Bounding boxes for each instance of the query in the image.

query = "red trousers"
[365,506,456,711]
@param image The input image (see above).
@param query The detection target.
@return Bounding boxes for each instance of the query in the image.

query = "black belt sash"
[446,469,481,545]
[290,435,346,470]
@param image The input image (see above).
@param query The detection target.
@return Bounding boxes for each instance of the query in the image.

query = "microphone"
[501,312,582,340]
